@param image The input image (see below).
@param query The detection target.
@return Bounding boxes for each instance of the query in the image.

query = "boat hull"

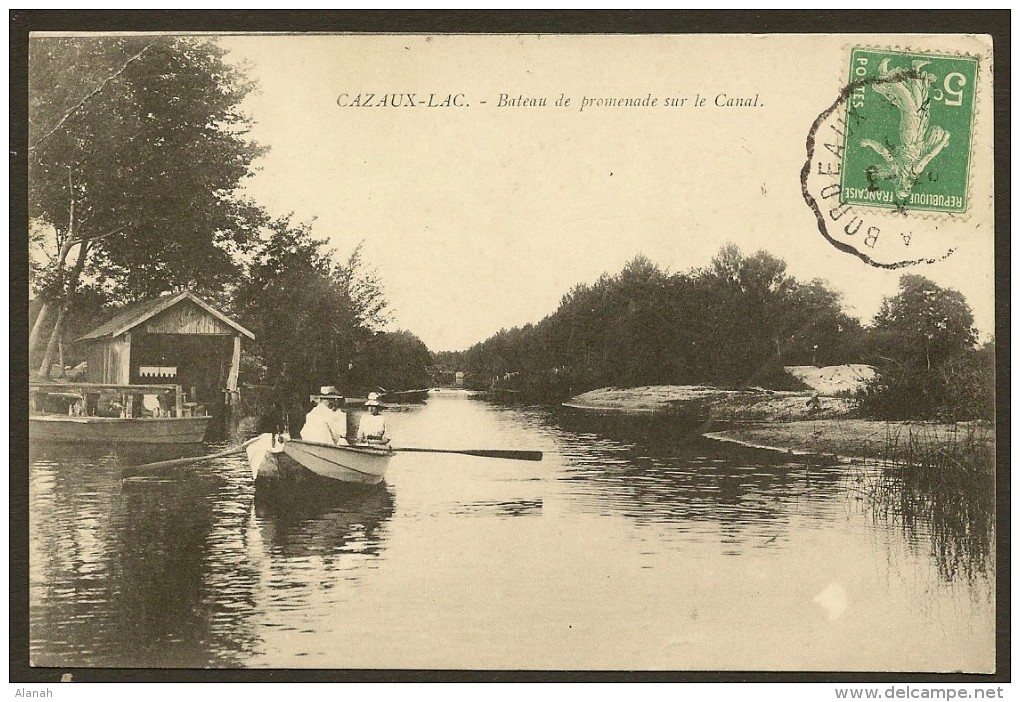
[282,439,392,484]
[378,389,429,403]
[246,434,393,485]
[29,415,211,444]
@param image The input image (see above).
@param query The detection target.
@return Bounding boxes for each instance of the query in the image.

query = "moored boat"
[30,415,211,444]
[377,388,430,404]
[246,433,393,485]
[29,382,211,445]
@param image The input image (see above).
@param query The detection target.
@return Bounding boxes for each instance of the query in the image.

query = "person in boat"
[300,386,349,445]
[257,401,289,434]
[356,392,389,446]
[257,401,291,447]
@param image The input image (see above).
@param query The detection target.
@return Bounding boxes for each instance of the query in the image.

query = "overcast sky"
[220,34,995,352]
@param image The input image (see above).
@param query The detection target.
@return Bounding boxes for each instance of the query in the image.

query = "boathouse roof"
[77,291,255,342]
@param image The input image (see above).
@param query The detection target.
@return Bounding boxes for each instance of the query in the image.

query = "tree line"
[444,251,992,421]
[26,36,992,423]
[27,35,429,403]
[448,249,863,393]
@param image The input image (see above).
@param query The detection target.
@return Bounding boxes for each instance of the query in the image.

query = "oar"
[122,435,263,478]
[393,447,543,461]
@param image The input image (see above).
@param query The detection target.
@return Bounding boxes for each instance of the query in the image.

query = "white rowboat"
[246,433,393,485]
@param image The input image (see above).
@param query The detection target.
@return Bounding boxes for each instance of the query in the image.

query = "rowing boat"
[246,433,393,485]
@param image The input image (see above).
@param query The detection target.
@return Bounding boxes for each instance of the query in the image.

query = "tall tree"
[233,217,389,403]
[28,35,265,375]
[871,274,977,370]
[858,275,983,420]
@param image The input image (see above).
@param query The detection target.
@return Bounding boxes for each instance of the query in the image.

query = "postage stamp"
[801,43,988,269]
[839,49,978,214]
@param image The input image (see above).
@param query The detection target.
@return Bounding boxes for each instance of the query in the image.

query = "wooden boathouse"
[76,291,255,420]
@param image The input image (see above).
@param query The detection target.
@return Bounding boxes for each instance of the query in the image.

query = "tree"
[871,274,977,370]
[691,245,858,383]
[348,330,433,393]
[233,217,389,408]
[857,275,984,420]
[28,35,266,375]
[459,247,862,396]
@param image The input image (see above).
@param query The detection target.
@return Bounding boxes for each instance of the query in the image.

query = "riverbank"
[705,419,994,467]
[564,364,993,466]
[564,364,876,417]
[564,385,854,421]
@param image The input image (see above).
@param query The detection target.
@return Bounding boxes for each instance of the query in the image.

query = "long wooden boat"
[378,388,430,403]
[30,415,211,444]
[29,382,211,444]
[247,433,393,485]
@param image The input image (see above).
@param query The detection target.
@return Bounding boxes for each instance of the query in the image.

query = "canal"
[28,390,994,671]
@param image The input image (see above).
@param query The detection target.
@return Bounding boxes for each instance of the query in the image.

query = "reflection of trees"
[115,478,219,666]
[30,444,261,667]
[549,409,847,548]
[30,444,124,666]
[549,407,994,582]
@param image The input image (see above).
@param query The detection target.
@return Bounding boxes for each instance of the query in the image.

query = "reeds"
[846,422,995,582]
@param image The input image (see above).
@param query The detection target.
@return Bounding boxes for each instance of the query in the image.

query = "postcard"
[18,24,1001,679]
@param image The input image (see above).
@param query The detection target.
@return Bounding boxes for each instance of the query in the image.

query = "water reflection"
[452,498,543,518]
[848,460,996,583]
[546,408,849,550]
[28,394,995,671]
[253,482,395,558]
[30,443,260,667]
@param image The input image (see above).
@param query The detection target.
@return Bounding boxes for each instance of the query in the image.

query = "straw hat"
[365,391,382,407]
[311,385,345,402]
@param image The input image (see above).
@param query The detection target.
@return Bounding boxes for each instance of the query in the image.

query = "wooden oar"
[122,435,263,477]
[393,447,543,461]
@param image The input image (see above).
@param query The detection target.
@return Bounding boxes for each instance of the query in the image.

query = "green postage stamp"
[840,49,978,214]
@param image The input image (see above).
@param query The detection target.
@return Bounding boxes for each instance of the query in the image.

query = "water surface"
[29,391,994,670]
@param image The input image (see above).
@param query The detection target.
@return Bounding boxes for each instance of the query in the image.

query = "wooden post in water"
[227,335,241,392]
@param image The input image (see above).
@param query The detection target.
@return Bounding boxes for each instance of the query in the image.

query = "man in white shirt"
[300,386,348,445]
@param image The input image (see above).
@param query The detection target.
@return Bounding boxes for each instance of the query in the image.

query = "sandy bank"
[706,420,994,465]
[563,365,991,465]
[564,385,854,421]
[564,365,879,420]
[784,364,876,395]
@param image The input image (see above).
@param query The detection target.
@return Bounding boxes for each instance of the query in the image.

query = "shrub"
[855,350,994,421]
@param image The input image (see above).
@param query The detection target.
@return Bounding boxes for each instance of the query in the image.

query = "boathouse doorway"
[128,333,235,414]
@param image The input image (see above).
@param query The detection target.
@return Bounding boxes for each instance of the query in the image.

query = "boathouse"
[76,291,255,413]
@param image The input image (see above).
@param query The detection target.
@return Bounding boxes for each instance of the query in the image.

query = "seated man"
[300,386,348,445]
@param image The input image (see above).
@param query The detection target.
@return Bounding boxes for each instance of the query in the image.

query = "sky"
[218,34,995,352]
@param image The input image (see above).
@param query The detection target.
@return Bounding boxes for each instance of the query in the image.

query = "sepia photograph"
[13,12,1006,681]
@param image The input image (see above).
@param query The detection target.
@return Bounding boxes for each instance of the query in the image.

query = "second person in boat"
[356,392,389,446]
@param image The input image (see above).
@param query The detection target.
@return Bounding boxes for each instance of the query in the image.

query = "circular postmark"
[802,49,980,269]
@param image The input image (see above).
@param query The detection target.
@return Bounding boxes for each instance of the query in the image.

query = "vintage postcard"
[17,21,1002,682]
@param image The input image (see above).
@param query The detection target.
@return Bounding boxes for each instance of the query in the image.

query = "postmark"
[840,49,978,214]
[801,47,984,269]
